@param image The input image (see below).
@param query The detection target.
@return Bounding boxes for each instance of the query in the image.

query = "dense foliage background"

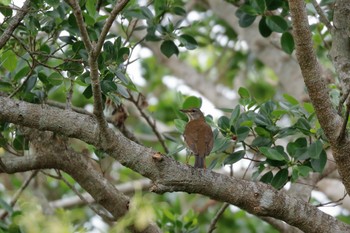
[1,0,350,232]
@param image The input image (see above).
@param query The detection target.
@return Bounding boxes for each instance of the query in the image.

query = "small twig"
[314,192,347,207]
[311,0,332,31]
[8,65,35,98]
[54,169,115,221]
[0,170,39,219]
[207,203,230,233]
[66,79,74,110]
[128,93,169,153]
[243,154,256,179]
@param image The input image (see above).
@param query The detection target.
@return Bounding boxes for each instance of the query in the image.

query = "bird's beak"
[180,109,187,113]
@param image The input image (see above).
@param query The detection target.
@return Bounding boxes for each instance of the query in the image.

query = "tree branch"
[64,0,93,52]
[50,179,151,209]
[311,0,332,31]
[289,0,342,144]
[0,0,32,50]
[95,0,130,57]
[289,0,350,198]
[0,97,349,232]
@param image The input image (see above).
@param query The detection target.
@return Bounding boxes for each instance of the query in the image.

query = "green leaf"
[271,168,288,189]
[0,4,12,17]
[182,96,202,109]
[238,87,250,98]
[178,34,198,50]
[260,171,273,184]
[271,109,288,118]
[172,6,186,16]
[141,6,154,19]
[238,5,258,15]
[303,102,315,113]
[83,85,92,99]
[174,119,186,133]
[117,47,130,63]
[1,50,17,71]
[295,118,311,134]
[23,75,37,93]
[103,41,115,61]
[230,105,240,125]
[117,84,130,98]
[48,72,63,86]
[265,15,288,33]
[235,8,256,28]
[320,0,335,6]
[308,140,323,159]
[297,165,313,177]
[207,157,219,170]
[86,0,96,17]
[211,137,231,153]
[115,71,129,85]
[0,81,12,92]
[283,94,298,105]
[251,136,272,147]
[236,126,250,141]
[160,40,179,58]
[311,150,327,172]
[251,0,266,13]
[291,167,299,182]
[224,150,245,165]
[287,137,307,158]
[260,147,286,161]
[259,17,272,37]
[266,0,284,10]
[281,32,295,54]
[218,116,230,135]
[101,80,118,94]
[13,134,28,150]
[255,126,270,137]
[255,113,272,127]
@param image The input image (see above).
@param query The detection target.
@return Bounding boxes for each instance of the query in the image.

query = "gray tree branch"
[289,0,350,197]
[0,0,32,50]
[0,97,349,232]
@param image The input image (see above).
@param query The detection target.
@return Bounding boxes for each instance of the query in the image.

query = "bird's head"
[180,108,204,120]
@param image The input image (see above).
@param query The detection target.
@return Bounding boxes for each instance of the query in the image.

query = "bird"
[180,108,214,168]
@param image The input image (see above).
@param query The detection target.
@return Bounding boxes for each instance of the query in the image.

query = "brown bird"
[180,108,214,168]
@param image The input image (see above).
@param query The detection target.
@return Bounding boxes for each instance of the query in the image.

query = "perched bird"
[180,108,214,168]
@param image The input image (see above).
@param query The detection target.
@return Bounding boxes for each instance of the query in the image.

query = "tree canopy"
[1,0,350,232]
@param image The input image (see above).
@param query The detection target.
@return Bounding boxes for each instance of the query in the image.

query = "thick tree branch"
[0,97,349,232]
[289,0,342,143]
[330,0,350,104]
[15,129,130,221]
[0,130,160,233]
[289,0,350,197]
[0,0,32,50]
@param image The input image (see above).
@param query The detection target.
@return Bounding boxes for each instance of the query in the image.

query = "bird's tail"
[194,156,205,168]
